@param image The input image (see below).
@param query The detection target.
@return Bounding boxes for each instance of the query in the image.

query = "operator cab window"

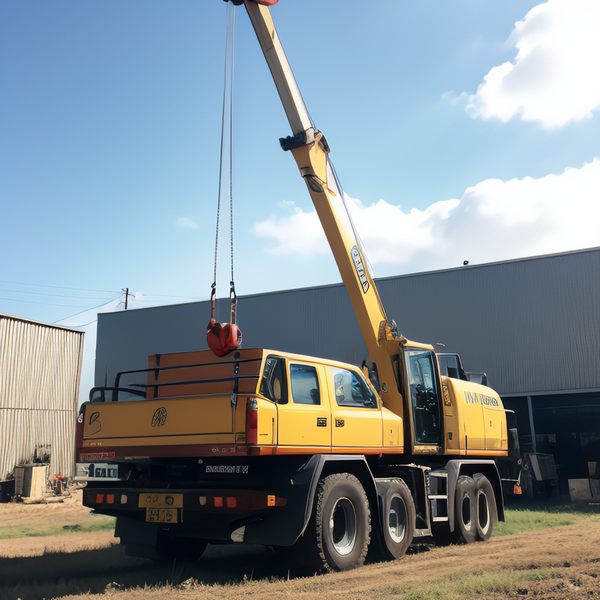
[260,356,288,404]
[332,368,378,409]
[290,364,320,405]
[405,349,442,445]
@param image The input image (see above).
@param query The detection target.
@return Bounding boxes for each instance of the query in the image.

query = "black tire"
[379,479,415,560]
[454,475,477,544]
[301,472,371,573]
[473,473,497,541]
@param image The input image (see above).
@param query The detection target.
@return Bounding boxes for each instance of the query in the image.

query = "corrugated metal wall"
[0,316,84,482]
[95,247,600,398]
[376,248,600,395]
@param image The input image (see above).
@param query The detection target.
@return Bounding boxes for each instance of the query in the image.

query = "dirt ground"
[1,492,599,600]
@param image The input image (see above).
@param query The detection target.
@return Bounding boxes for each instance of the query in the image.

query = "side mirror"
[362,360,381,393]
[361,360,369,379]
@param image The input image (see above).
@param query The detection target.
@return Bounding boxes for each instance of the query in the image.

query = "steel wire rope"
[304,103,392,330]
[211,2,237,320]
[327,159,393,330]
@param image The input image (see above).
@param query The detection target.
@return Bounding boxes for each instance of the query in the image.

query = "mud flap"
[115,516,159,559]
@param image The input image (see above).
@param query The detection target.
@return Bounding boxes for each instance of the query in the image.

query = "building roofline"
[97,245,600,317]
[501,387,600,398]
[375,245,600,285]
[0,313,85,335]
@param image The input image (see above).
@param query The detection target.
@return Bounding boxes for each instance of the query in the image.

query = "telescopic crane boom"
[239,0,408,420]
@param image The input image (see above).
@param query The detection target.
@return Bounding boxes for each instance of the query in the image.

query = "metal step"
[428,471,449,522]
[414,527,433,538]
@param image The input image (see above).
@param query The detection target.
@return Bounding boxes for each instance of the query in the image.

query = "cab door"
[273,360,331,451]
[327,366,383,451]
[404,348,443,450]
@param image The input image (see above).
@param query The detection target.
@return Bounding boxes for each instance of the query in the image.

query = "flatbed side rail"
[88,356,264,402]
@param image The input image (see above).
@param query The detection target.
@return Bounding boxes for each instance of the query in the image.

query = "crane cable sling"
[207,3,242,356]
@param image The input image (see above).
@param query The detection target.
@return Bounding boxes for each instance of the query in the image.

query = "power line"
[134,294,205,301]
[52,299,122,324]
[0,280,120,294]
[0,296,110,308]
[56,318,98,328]
[0,288,116,300]
[0,280,203,301]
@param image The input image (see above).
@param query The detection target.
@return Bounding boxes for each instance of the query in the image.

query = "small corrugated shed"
[0,315,84,482]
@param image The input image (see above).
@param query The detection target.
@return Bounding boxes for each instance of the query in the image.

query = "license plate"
[146,508,178,523]
[138,493,183,509]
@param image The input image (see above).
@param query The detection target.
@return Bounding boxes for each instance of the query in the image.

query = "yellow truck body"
[80,347,407,458]
[79,347,507,460]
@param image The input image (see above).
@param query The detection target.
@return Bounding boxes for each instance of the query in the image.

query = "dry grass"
[0,492,599,600]
[0,489,115,541]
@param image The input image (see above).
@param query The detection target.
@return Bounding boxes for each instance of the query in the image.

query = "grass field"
[495,499,600,536]
[0,494,599,600]
[0,517,116,540]
[0,495,597,541]
[0,491,116,540]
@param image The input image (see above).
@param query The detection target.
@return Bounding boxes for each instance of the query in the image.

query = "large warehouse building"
[95,247,600,492]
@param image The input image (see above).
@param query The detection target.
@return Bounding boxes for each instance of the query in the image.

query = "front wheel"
[300,472,371,572]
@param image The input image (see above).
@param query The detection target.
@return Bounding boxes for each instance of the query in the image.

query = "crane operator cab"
[404,348,443,447]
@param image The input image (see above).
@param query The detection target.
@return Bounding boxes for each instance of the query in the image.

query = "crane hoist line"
[207,0,242,357]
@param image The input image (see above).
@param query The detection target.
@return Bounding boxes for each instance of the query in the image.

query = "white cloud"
[253,159,600,273]
[253,207,330,257]
[466,0,600,128]
[177,217,199,229]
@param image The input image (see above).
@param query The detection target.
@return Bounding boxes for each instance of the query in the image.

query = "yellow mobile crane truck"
[75,0,508,572]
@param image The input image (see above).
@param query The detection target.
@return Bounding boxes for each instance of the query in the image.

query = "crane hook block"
[207,319,243,357]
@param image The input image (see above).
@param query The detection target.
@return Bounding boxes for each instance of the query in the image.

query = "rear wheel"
[473,473,497,541]
[454,475,477,544]
[299,472,371,572]
[379,479,415,560]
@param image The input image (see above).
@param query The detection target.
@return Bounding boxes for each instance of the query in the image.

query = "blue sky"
[1,0,599,330]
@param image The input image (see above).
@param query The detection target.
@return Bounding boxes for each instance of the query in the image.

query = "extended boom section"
[244,1,406,420]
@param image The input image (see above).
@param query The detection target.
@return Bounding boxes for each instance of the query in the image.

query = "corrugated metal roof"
[0,315,84,481]
[95,247,600,398]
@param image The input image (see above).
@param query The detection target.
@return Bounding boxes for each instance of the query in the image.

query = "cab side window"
[260,356,288,404]
[332,368,378,408]
[405,349,442,444]
[290,364,320,405]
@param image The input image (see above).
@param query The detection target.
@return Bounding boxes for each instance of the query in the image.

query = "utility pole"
[123,287,130,310]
